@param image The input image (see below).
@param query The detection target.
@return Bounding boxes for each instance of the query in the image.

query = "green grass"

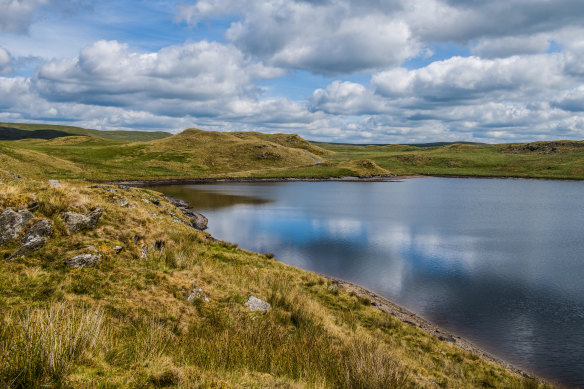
[0,179,555,388]
[1,123,583,181]
[316,141,584,180]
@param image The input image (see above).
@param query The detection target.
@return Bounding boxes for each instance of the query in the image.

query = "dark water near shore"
[153,178,584,386]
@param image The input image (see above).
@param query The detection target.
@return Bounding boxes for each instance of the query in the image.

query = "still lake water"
[153,178,584,386]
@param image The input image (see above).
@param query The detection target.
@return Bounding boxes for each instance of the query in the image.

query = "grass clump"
[0,303,104,387]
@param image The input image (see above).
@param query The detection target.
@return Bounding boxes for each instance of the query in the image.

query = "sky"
[1,0,584,143]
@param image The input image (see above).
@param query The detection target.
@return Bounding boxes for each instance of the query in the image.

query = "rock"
[8,236,47,260]
[63,208,103,233]
[149,197,160,206]
[142,199,150,204]
[164,196,189,208]
[188,287,210,302]
[141,244,148,259]
[86,246,98,253]
[116,198,130,207]
[180,209,208,231]
[8,172,22,179]
[22,220,53,244]
[48,180,62,188]
[113,245,123,254]
[117,185,131,191]
[0,208,34,245]
[65,254,101,268]
[245,296,271,313]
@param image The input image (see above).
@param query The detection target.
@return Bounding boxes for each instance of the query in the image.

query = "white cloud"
[0,0,89,34]
[0,47,12,74]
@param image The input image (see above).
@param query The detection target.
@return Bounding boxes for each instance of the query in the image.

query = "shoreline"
[318,274,536,380]
[98,173,584,187]
[123,178,554,384]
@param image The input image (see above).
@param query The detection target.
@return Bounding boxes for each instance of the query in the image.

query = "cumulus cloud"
[177,0,584,74]
[34,40,285,116]
[0,47,13,74]
[178,0,419,74]
[0,0,90,34]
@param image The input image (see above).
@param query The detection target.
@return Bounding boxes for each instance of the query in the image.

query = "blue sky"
[1,0,584,143]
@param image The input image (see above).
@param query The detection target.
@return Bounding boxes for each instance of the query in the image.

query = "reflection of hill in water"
[152,185,272,210]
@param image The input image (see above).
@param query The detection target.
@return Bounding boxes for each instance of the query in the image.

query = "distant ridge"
[0,122,171,142]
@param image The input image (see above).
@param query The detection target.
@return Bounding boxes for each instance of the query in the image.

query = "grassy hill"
[314,141,584,180]
[0,178,552,388]
[0,122,171,142]
[0,128,331,180]
[1,122,584,180]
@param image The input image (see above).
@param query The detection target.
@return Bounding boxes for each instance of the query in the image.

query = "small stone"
[65,254,101,268]
[188,287,210,302]
[142,199,150,204]
[113,245,123,254]
[116,198,130,207]
[22,220,53,244]
[8,172,22,179]
[63,208,103,233]
[149,197,160,206]
[0,208,34,245]
[8,236,47,260]
[86,246,98,253]
[48,180,62,188]
[141,244,148,259]
[117,185,131,191]
[245,296,271,313]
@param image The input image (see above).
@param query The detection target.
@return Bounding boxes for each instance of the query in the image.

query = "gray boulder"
[0,208,34,245]
[8,236,47,260]
[63,208,103,233]
[49,180,62,188]
[22,220,53,244]
[65,254,101,268]
[245,296,271,313]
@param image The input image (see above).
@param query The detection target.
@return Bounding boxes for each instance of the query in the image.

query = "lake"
[152,178,584,387]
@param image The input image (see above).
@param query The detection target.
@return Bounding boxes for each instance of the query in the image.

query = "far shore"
[97,172,584,187]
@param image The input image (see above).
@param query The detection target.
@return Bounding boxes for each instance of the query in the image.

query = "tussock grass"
[0,303,104,387]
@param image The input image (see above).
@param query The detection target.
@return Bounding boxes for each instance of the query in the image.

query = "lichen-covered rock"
[181,209,208,231]
[8,236,47,260]
[49,180,62,188]
[22,220,53,244]
[65,254,101,268]
[245,296,271,313]
[63,208,103,233]
[0,208,34,245]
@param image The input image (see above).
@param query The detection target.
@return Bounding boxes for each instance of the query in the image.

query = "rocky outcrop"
[8,236,47,260]
[164,196,208,230]
[7,219,54,260]
[63,208,103,233]
[65,254,101,268]
[22,220,53,243]
[245,296,271,313]
[180,209,208,231]
[0,208,34,245]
